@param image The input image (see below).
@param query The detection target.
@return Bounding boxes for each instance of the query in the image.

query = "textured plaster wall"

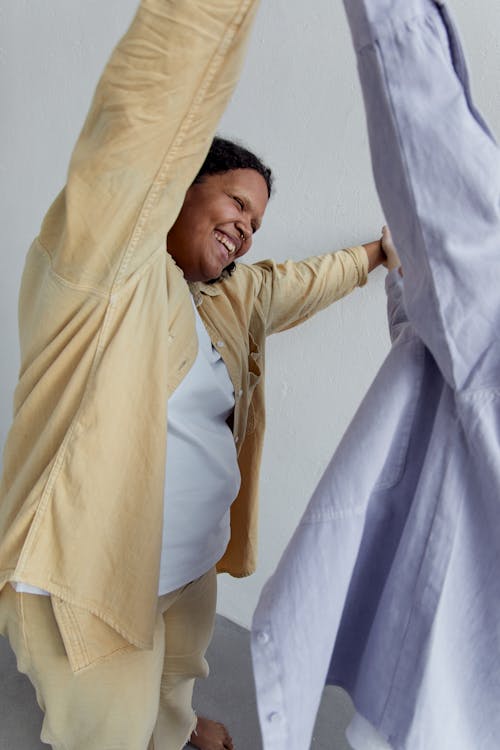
[1,1,499,629]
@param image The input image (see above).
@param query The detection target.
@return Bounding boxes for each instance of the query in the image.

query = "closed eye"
[232,195,259,234]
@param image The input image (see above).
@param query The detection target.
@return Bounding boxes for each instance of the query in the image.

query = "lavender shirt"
[251,2,500,749]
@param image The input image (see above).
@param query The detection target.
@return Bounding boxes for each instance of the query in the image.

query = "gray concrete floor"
[0,615,354,750]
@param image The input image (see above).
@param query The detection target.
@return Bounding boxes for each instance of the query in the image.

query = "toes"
[190,717,234,750]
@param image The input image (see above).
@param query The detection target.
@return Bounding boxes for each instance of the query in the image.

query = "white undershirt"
[12,581,49,595]
[158,301,240,595]
[13,301,240,600]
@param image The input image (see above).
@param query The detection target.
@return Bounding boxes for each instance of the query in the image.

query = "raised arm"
[344,0,500,391]
[38,0,260,294]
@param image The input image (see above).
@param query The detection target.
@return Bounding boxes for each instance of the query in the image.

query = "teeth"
[215,231,236,254]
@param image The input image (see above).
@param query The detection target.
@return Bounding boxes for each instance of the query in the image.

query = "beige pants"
[0,568,217,750]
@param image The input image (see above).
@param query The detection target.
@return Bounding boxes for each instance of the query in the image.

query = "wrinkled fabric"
[0,568,216,750]
[0,0,368,672]
[251,2,500,749]
[158,302,239,596]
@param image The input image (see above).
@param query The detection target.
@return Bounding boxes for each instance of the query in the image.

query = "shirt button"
[216,340,225,348]
[268,712,282,725]
[238,389,243,398]
[256,630,270,645]
[168,334,174,343]
[235,436,239,444]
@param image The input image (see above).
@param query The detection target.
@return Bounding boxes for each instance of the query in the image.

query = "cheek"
[177,196,212,236]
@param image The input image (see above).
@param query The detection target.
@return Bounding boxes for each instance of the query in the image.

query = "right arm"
[38,0,260,294]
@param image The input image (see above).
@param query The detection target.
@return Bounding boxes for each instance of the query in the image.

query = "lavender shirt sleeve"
[385,267,407,343]
[344,0,500,392]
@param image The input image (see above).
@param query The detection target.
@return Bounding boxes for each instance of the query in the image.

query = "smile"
[214,230,238,256]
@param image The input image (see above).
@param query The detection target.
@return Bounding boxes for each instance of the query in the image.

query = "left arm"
[250,244,370,336]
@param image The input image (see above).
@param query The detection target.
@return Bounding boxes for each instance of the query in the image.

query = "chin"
[205,262,237,285]
[201,262,224,282]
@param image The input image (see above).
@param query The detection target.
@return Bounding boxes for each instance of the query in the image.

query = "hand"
[381,225,401,272]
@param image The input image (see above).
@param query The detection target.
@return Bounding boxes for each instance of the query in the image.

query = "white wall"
[1,1,499,629]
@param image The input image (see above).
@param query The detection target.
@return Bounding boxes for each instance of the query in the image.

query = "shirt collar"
[188,262,241,303]
[188,280,222,307]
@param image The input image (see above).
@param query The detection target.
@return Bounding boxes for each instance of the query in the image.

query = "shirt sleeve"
[252,245,368,336]
[385,268,408,344]
[344,0,500,391]
[37,0,260,294]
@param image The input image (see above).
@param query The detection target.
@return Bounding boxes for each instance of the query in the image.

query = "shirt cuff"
[385,266,404,293]
[345,245,370,287]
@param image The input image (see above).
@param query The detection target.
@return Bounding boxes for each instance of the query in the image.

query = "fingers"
[381,224,401,271]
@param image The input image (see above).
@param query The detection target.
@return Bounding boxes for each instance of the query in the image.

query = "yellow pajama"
[0,569,216,750]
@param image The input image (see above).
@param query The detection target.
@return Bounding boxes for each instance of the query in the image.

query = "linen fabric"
[251,2,500,749]
[0,567,217,750]
[0,0,369,673]
[159,301,240,595]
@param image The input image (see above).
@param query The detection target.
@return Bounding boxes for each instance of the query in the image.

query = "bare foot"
[189,716,234,750]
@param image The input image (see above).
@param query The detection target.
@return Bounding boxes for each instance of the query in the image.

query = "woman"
[0,3,386,749]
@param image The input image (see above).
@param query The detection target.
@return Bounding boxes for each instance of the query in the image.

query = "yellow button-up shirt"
[0,0,367,671]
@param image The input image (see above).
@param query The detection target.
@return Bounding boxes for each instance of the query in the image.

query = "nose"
[236,221,252,252]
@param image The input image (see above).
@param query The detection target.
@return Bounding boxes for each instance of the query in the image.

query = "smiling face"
[166,168,269,282]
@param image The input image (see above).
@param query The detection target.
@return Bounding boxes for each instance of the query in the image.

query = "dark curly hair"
[193,136,273,197]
